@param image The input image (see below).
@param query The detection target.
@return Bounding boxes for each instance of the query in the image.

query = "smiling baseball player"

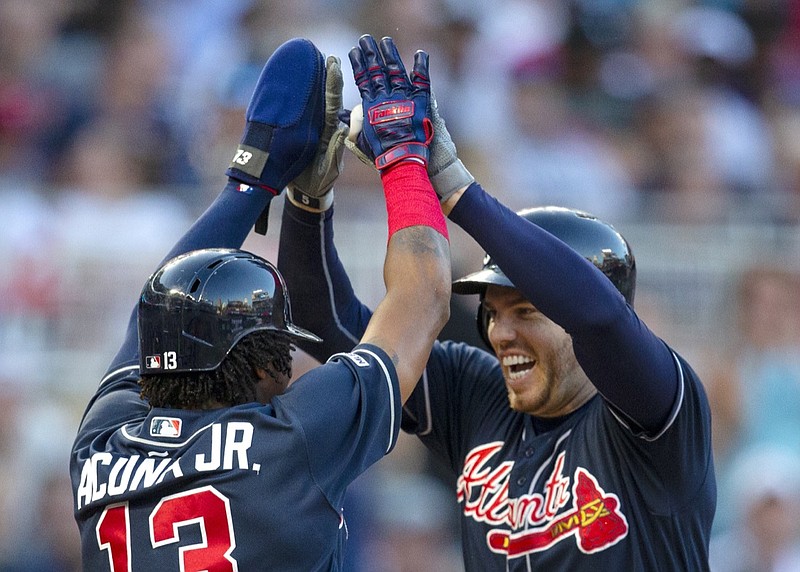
[278,33,717,571]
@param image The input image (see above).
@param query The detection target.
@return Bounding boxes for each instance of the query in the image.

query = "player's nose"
[488,314,517,346]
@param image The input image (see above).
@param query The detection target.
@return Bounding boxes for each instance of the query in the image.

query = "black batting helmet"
[452,206,635,348]
[138,248,320,374]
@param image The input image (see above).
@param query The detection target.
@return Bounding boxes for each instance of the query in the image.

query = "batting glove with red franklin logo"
[348,34,433,170]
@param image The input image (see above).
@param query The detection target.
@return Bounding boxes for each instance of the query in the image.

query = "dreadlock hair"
[139,331,295,409]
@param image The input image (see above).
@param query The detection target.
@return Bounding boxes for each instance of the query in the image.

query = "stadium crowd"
[1,0,799,570]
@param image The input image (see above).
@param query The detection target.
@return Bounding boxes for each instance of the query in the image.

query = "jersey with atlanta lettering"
[71,343,399,572]
[402,340,715,571]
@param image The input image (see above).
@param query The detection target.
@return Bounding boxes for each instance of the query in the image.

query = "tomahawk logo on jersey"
[458,443,629,558]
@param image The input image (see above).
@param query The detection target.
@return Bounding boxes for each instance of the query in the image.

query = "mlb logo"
[145,355,161,369]
[150,417,182,438]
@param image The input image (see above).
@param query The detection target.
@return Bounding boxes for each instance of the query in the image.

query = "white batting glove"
[427,91,474,203]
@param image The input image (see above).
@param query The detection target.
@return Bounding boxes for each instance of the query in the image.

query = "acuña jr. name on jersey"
[76,421,255,510]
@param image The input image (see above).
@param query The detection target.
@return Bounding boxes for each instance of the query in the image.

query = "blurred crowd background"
[2,0,800,570]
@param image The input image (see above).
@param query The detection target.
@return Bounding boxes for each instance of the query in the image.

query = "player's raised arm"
[418,83,678,433]
[280,35,451,399]
[104,38,326,377]
[277,54,374,362]
[347,35,450,401]
[328,35,450,401]
[277,44,470,370]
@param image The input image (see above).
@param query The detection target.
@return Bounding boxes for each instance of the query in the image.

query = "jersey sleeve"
[602,350,716,515]
[272,343,401,494]
[278,199,373,362]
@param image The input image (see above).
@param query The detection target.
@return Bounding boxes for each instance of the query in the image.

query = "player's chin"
[506,387,532,413]
[506,381,548,414]
[506,394,524,412]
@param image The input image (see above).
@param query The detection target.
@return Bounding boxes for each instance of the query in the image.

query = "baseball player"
[70,36,450,571]
[278,34,717,570]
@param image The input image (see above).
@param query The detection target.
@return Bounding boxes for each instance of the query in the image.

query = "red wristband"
[380,161,449,240]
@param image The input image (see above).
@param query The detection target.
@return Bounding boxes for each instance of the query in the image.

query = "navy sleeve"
[106,182,274,375]
[277,198,373,361]
[74,365,148,450]
[274,343,401,493]
[449,183,678,434]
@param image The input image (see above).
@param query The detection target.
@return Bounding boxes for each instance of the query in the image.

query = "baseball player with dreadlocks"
[70,36,450,571]
[279,34,717,570]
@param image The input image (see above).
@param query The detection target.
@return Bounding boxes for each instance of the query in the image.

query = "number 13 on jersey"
[96,486,239,571]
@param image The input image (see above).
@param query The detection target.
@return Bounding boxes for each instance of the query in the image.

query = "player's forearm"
[278,199,369,360]
[364,225,450,401]
[157,181,272,267]
[360,162,451,401]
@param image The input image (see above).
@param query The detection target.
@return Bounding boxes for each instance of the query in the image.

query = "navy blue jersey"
[71,343,399,571]
[403,340,715,571]
[277,189,717,571]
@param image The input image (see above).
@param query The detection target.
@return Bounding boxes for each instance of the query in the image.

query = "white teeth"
[502,355,533,367]
[502,355,534,381]
[508,369,529,381]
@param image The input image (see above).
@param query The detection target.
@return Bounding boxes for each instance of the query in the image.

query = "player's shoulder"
[286,343,399,392]
[100,361,141,388]
[661,347,707,405]
[671,349,700,382]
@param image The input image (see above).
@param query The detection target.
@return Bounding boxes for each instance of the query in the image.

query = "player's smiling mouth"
[502,355,535,381]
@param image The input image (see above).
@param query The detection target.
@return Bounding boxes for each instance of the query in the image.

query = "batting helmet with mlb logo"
[138,248,320,374]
